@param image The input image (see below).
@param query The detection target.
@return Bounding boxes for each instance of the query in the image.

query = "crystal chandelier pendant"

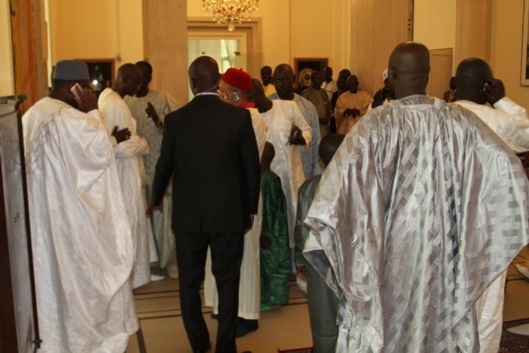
[202,0,260,31]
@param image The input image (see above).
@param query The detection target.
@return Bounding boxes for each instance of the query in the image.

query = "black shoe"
[193,342,211,353]
[236,318,258,338]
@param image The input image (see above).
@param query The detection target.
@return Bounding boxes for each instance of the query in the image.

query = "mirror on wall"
[522,0,529,85]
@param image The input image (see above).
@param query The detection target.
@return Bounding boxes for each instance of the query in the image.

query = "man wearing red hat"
[204,68,268,337]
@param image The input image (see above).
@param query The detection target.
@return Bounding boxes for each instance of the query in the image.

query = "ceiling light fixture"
[202,0,260,31]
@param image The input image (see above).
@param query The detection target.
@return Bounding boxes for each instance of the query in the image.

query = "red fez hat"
[221,68,252,92]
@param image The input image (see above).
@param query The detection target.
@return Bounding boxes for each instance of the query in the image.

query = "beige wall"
[490,0,529,112]
[49,0,117,61]
[413,0,456,51]
[350,0,410,96]
[48,0,144,70]
[290,0,351,71]
[117,0,144,64]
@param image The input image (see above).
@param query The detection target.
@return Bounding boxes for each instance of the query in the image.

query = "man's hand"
[145,102,161,125]
[244,215,255,234]
[146,202,163,216]
[260,234,272,249]
[343,108,360,117]
[289,135,306,145]
[287,126,306,145]
[483,78,505,105]
[111,126,131,144]
[297,265,306,275]
[319,113,330,125]
[74,88,98,113]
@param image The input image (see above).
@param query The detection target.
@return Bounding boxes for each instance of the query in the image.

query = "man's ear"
[424,65,431,87]
[388,66,397,82]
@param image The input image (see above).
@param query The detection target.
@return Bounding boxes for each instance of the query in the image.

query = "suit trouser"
[306,261,340,353]
[175,230,244,353]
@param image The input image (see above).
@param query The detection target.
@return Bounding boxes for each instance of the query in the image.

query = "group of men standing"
[22,58,182,352]
[21,39,529,353]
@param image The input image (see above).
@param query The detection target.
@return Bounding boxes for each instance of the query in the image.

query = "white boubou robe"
[22,97,138,353]
[454,96,529,352]
[260,100,312,248]
[99,88,154,288]
[304,96,529,353]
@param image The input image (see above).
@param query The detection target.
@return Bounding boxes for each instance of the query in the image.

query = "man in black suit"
[150,56,261,353]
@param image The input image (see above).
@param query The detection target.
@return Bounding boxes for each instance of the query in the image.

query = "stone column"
[142,0,189,104]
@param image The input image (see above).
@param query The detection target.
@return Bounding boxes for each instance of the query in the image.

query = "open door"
[0,97,40,353]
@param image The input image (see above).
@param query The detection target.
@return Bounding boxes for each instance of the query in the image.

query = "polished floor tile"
[127,246,529,352]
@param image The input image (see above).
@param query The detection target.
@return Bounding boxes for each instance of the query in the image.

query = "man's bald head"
[188,56,220,95]
[319,134,345,166]
[455,58,493,104]
[114,63,143,97]
[274,64,294,77]
[273,64,295,100]
[118,63,140,77]
[387,42,430,99]
[261,65,273,85]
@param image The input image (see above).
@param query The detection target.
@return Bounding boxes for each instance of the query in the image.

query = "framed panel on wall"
[293,58,328,90]
[74,59,115,96]
[521,0,529,85]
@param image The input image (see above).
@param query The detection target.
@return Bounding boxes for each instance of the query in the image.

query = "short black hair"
[135,61,153,75]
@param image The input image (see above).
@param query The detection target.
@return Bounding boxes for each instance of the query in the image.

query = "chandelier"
[202,0,260,31]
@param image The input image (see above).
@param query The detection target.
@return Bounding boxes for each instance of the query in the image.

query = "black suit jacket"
[152,94,261,233]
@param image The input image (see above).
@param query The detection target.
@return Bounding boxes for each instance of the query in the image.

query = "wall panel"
[350,0,410,96]
[455,0,492,64]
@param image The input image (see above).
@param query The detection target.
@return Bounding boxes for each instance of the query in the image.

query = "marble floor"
[126,247,529,353]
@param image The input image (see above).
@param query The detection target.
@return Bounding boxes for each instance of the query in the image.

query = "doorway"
[187,18,262,96]
[187,36,247,101]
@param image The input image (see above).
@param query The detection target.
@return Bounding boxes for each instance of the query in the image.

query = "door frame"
[187,17,262,78]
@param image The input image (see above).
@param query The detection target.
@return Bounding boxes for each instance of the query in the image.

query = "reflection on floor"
[127,247,529,353]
